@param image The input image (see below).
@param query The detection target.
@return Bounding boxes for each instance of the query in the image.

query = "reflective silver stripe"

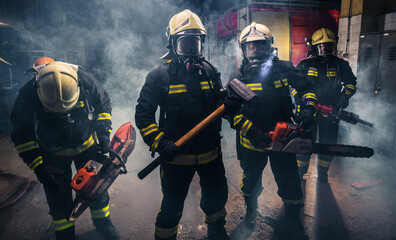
[90,205,110,219]
[200,81,213,90]
[318,159,331,168]
[155,224,178,239]
[16,141,39,154]
[169,147,219,165]
[205,208,227,223]
[140,123,159,137]
[47,133,97,156]
[169,84,187,94]
[240,134,266,152]
[97,113,111,121]
[297,160,309,167]
[53,219,75,231]
[240,120,252,136]
[246,83,262,91]
[274,80,282,88]
[150,132,164,152]
[28,156,43,170]
[233,114,243,126]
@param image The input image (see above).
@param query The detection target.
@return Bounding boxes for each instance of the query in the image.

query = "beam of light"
[259,54,275,80]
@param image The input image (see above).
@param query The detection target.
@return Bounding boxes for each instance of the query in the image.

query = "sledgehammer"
[137,79,256,180]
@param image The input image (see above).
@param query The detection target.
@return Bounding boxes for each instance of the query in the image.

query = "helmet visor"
[175,36,202,56]
[316,42,335,56]
[243,41,271,59]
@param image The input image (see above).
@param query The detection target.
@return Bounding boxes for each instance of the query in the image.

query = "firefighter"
[135,9,238,240]
[229,22,317,238]
[10,60,119,240]
[295,28,357,183]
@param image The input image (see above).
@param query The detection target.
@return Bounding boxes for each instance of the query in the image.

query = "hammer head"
[228,78,256,102]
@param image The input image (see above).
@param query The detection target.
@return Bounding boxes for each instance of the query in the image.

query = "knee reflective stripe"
[151,132,164,152]
[16,141,39,154]
[169,147,219,165]
[155,224,178,239]
[141,124,159,137]
[47,133,97,156]
[53,219,75,231]
[318,159,330,168]
[96,113,111,121]
[283,199,302,206]
[240,134,266,152]
[90,205,110,219]
[205,208,227,223]
[297,160,309,167]
[28,156,43,170]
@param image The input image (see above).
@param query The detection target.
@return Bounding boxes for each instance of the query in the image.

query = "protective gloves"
[222,86,243,116]
[246,126,272,148]
[157,138,181,158]
[34,164,61,191]
[295,107,315,131]
[97,134,111,154]
[336,94,349,110]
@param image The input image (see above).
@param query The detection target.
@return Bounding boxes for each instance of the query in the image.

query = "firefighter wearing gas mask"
[228,22,317,238]
[135,10,232,240]
[295,28,357,183]
[11,61,119,240]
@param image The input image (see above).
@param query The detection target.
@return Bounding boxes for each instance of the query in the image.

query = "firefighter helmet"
[311,28,336,56]
[239,22,273,64]
[36,62,80,113]
[162,9,206,59]
[33,57,55,69]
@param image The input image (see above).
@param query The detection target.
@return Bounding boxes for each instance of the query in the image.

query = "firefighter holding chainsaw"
[135,10,243,240]
[10,59,119,240]
[229,22,317,237]
[295,28,357,183]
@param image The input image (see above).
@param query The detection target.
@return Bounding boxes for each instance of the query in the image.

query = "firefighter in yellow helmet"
[10,61,119,240]
[135,9,234,240]
[228,22,317,238]
[295,28,357,183]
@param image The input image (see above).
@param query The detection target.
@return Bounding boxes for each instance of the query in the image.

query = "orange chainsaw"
[265,122,374,158]
[68,122,136,222]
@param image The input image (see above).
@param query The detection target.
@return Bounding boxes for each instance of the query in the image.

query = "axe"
[137,79,256,179]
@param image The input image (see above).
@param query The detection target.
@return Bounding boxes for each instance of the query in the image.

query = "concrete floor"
[0,132,395,240]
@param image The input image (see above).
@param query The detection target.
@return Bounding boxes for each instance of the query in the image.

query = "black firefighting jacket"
[11,70,111,170]
[135,59,224,155]
[229,56,317,152]
[295,55,357,106]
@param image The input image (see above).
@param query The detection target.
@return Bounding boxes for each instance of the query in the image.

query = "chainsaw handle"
[108,149,127,174]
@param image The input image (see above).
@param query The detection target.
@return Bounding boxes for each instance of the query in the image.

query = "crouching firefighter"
[295,28,357,183]
[228,22,317,238]
[10,60,120,240]
[135,9,241,240]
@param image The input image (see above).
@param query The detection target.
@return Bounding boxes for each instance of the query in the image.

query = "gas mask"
[242,41,271,73]
[174,35,203,74]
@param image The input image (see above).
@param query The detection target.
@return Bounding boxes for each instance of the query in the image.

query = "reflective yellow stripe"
[297,160,309,167]
[16,141,39,154]
[97,113,111,121]
[47,133,97,156]
[240,173,248,196]
[345,84,356,90]
[233,114,243,126]
[240,120,252,136]
[307,70,318,77]
[28,156,43,170]
[169,84,187,94]
[318,159,331,168]
[73,101,84,108]
[291,89,297,96]
[274,80,282,88]
[282,78,288,86]
[240,134,266,152]
[247,83,262,91]
[53,219,75,231]
[90,205,110,219]
[151,132,164,152]
[205,208,227,223]
[169,147,219,165]
[200,81,213,90]
[307,101,317,110]
[326,71,336,77]
[283,199,302,205]
[141,123,159,137]
[155,224,178,239]
[301,93,318,101]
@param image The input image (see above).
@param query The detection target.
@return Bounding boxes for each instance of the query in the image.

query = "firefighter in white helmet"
[228,22,316,239]
[11,61,119,240]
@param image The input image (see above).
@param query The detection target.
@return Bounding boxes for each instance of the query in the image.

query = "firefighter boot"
[243,196,258,230]
[284,203,308,240]
[318,166,329,183]
[207,217,229,240]
[55,225,75,240]
[92,216,120,240]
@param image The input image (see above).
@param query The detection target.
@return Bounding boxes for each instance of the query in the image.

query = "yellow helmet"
[311,28,336,46]
[36,62,80,113]
[239,22,273,46]
[239,22,273,61]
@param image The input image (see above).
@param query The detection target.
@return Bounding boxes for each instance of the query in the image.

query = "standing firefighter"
[11,60,119,240]
[229,22,317,238]
[135,9,231,240]
[295,28,357,183]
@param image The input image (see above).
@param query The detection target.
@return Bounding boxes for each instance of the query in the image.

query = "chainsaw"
[265,122,374,158]
[68,122,136,222]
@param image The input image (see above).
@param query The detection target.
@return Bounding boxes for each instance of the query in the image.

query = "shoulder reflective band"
[200,81,213,90]
[16,141,39,154]
[169,84,187,94]
[140,123,159,137]
[246,83,262,91]
[90,205,110,219]
[97,113,111,121]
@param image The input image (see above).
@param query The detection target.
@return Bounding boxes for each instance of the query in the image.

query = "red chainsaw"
[68,122,136,222]
[265,122,374,158]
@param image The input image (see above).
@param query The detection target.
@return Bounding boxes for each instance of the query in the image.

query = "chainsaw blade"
[312,143,374,158]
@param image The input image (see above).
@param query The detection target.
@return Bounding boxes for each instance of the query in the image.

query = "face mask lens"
[317,43,334,56]
[176,36,202,56]
[244,41,270,59]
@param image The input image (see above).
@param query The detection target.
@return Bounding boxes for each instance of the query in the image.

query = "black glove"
[336,94,349,109]
[246,126,272,148]
[295,107,315,131]
[157,138,181,158]
[97,134,111,154]
[34,164,61,191]
[223,86,243,116]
